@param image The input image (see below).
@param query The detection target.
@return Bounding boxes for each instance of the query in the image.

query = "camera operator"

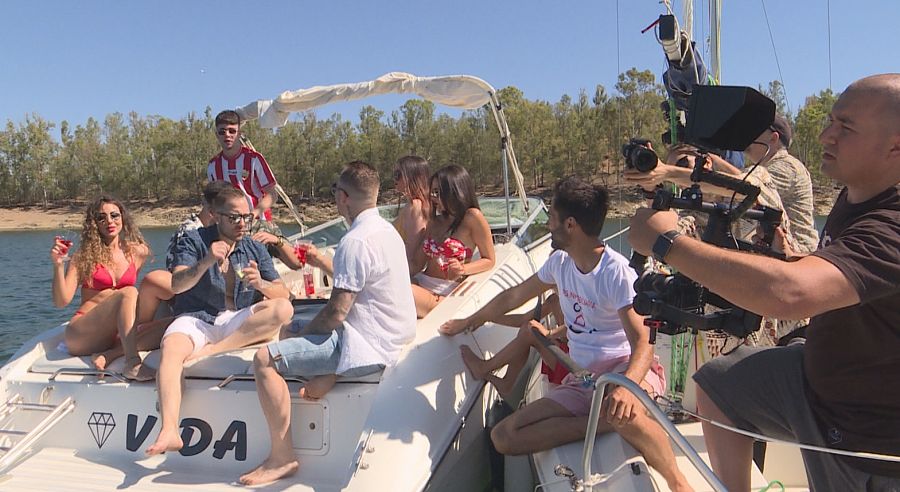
[628,74,900,491]
[745,115,820,254]
[626,142,808,347]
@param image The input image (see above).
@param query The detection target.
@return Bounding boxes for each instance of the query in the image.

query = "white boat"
[0,72,815,492]
[0,73,556,491]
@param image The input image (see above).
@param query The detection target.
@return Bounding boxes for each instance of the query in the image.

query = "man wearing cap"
[744,115,819,254]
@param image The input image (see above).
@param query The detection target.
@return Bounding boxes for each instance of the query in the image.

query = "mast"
[709,0,721,83]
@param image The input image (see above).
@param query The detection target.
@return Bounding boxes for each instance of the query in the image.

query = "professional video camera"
[622,138,660,173]
[630,85,784,342]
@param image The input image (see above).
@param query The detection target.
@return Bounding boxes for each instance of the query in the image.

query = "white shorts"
[163,306,257,355]
[413,272,460,297]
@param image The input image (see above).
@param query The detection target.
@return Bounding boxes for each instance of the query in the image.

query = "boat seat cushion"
[30,338,383,384]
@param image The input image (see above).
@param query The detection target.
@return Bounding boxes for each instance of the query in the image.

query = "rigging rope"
[826,0,833,90]
[759,0,791,112]
[657,397,900,464]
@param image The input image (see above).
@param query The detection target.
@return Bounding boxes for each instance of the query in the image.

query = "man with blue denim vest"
[240,161,417,486]
[146,186,293,456]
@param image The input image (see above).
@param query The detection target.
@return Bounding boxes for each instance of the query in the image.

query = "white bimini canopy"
[237,72,495,128]
[236,72,528,214]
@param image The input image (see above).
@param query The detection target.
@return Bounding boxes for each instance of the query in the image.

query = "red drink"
[303,267,315,296]
[55,236,73,255]
[294,241,310,267]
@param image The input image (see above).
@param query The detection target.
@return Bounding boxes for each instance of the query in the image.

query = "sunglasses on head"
[95,212,122,223]
[220,212,254,225]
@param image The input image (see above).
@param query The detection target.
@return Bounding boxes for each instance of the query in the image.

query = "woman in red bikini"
[50,195,152,379]
[410,165,495,318]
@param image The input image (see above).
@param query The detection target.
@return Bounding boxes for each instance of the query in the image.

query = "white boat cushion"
[31,339,382,383]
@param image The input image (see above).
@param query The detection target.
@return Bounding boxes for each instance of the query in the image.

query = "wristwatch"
[652,230,682,262]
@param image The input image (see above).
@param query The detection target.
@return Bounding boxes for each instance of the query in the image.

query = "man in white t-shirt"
[240,161,417,486]
[441,177,690,492]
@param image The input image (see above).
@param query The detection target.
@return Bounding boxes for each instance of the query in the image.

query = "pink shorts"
[546,355,666,417]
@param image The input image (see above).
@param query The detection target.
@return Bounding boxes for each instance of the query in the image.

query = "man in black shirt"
[628,74,900,490]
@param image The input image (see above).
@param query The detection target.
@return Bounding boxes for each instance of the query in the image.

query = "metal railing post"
[581,373,726,492]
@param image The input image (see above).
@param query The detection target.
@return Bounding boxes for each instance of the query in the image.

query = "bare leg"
[411,284,442,319]
[122,271,174,379]
[298,374,337,401]
[135,270,174,326]
[492,398,692,492]
[239,347,300,486]
[190,298,293,360]
[145,333,193,455]
[697,386,752,492]
[461,323,540,397]
[66,287,139,367]
[93,318,170,375]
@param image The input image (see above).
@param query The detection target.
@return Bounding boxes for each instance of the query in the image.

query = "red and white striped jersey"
[207,146,277,220]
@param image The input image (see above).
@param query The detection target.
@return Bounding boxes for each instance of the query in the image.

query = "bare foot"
[123,357,154,382]
[145,428,183,456]
[91,350,118,371]
[460,345,490,380]
[298,374,337,401]
[239,457,300,486]
[485,373,515,398]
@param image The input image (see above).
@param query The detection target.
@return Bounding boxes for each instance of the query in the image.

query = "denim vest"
[170,225,280,323]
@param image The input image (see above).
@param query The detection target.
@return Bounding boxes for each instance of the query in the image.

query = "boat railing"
[580,373,726,492]
[48,368,129,384]
[0,395,75,476]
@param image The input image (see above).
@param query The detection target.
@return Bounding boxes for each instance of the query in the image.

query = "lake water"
[0,215,825,365]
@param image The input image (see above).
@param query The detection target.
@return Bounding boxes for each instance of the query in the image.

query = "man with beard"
[146,186,293,456]
[441,177,691,492]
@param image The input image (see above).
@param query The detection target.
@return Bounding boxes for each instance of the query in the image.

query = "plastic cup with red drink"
[54,226,75,262]
[302,265,316,297]
[294,239,312,267]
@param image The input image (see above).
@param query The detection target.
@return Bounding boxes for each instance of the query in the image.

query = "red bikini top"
[83,262,137,290]
[422,236,473,262]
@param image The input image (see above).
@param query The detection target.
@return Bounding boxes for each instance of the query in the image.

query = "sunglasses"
[95,212,122,224]
[331,182,348,197]
[220,212,254,225]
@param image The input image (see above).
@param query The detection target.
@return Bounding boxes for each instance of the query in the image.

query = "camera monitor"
[684,85,776,151]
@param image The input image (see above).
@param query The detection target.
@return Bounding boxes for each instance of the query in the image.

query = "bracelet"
[275,236,285,247]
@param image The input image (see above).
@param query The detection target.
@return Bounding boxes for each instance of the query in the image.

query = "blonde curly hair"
[73,195,149,288]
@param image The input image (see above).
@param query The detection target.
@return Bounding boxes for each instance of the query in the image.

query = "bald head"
[845,74,900,131]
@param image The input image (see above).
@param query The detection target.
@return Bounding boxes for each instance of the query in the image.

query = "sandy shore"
[0,185,836,232]
[0,201,338,231]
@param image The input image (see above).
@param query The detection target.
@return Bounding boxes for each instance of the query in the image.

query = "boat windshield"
[297,197,544,248]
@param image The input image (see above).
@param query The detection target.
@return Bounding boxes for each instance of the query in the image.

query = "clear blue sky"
[3,1,898,129]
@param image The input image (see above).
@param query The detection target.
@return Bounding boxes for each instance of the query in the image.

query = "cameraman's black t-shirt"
[806,184,900,476]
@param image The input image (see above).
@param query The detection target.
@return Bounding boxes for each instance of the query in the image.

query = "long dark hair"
[431,164,479,233]
[395,155,431,219]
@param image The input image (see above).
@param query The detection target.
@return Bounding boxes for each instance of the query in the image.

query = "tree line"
[0,69,838,208]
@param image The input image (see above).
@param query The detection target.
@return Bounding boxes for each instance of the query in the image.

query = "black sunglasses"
[331,182,348,197]
[220,212,254,225]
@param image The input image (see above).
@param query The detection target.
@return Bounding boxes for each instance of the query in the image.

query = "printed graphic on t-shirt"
[562,288,597,334]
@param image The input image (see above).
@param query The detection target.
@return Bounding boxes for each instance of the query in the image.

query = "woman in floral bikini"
[410,165,495,318]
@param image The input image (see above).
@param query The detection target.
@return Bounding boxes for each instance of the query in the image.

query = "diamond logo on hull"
[87,412,116,449]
